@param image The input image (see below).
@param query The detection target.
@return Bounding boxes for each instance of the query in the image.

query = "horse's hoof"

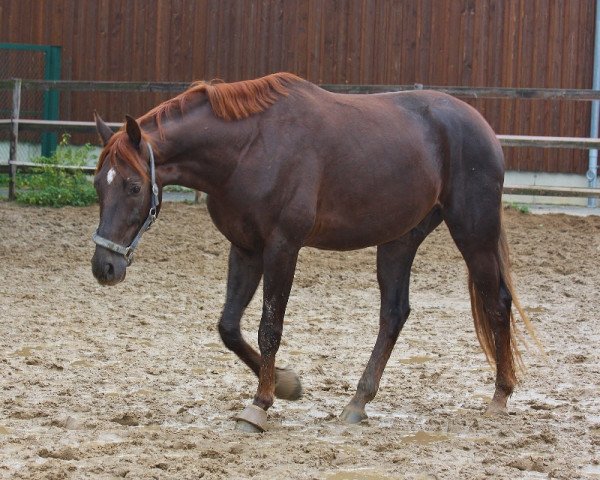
[234,404,267,433]
[236,418,264,433]
[340,405,367,424]
[484,402,509,417]
[275,367,303,401]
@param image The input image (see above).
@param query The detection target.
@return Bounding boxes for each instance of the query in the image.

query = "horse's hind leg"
[444,209,517,415]
[341,210,442,424]
[218,245,302,402]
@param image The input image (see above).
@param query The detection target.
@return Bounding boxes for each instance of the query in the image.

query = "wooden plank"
[256,0,270,78]
[484,0,504,129]
[170,0,185,81]
[319,84,600,100]
[429,1,448,84]
[0,119,121,131]
[415,0,431,84]
[560,1,578,173]
[498,135,600,149]
[401,1,417,83]
[0,80,190,93]
[530,0,548,173]
[501,0,519,169]
[334,0,348,82]
[2,161,96,172]
[235,0,247,79]
[546,0,563,173]
[3,119,599,151]
[270,0,284,77]
[458,0,473,85]
[350,0,361,83]
[571,0,595,173]
[503,185,600,198]
[475,0,486,84]
[359,0,375,84]
[321,0,335,81]
[191,0,208,79]
[373,0,389,84]
[3,79,600,102]
[294,0,309,79]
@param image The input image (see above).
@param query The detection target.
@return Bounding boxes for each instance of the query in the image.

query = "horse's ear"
[94,111,114,146]
[125,115,142,149]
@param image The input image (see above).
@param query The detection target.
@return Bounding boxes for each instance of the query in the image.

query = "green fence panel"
[0,43,62,156]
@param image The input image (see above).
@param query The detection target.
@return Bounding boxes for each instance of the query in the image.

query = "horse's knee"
[382,304,410,340]
[218,321,243,351]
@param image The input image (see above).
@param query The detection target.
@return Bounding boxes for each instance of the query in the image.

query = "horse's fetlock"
[254,395,274,411]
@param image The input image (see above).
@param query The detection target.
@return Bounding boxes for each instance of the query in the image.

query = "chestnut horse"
[91,73,537,432]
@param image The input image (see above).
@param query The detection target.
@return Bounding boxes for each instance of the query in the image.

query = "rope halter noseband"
[92,142,160,266]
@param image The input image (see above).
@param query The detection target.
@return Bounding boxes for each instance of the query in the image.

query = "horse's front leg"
[219,245,302,403]
[235,238,300,432]
[218,245,263,375]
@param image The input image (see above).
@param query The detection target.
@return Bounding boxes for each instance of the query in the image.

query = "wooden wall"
[0,0,595,173]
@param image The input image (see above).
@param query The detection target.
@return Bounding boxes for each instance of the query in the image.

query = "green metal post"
[0,43,62,156]
[41,46,61,157]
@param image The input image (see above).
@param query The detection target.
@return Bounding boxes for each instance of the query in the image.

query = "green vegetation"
[163,185,193,192]
[9,134,98,207]
[504,202,530,214]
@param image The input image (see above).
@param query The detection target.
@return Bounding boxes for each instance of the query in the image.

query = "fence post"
[41,45,61,157]
[8,78,22,201]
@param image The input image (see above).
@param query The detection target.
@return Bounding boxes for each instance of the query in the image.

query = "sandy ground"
[0,201,599,479]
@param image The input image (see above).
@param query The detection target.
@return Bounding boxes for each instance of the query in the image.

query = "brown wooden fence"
[0,0,596,173]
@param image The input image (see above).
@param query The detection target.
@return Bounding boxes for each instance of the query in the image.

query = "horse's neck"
[144,110,246,195]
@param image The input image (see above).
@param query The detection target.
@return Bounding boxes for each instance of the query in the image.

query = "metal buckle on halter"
[149,208,157,223]
[124,246,134,264]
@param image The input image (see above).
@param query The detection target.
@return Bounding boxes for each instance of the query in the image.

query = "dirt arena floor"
[1,200,599,479]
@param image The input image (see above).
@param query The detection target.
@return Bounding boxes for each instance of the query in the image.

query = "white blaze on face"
[106,167,116,185]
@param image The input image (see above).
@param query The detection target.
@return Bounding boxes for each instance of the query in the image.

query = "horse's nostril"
[104,263,114,279]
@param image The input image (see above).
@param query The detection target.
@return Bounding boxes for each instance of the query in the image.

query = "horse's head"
[91,114,160,286]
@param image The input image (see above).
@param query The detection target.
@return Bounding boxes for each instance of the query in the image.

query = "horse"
[91,72,538,432]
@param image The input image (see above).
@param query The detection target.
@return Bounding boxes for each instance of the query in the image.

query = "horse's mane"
[140,72,302,128]
[96,73,302,176]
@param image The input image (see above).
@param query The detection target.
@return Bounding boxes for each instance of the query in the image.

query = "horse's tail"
[468,212,542,386]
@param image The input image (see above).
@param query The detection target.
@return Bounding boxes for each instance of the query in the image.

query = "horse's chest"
[206,197,263,250]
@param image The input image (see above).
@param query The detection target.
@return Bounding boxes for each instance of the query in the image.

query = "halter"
[92,142,160,265]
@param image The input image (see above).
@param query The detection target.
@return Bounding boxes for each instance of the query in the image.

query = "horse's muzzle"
[91,248,127,286]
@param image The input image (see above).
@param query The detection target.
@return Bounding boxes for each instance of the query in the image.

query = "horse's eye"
[129,185,141,195]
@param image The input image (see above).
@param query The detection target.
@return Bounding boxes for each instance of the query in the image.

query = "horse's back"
[280,85,504,249]
[285,83,504,187]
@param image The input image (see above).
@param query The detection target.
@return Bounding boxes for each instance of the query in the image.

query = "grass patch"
[504,202,530,214]
[163,185,194,192]
[9,134,98,207]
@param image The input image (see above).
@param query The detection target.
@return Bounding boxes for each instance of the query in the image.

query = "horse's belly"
[304,158,441,250]
[304,203,433,250]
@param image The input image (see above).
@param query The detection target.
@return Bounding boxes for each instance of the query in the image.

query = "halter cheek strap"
[92,143,160,265]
